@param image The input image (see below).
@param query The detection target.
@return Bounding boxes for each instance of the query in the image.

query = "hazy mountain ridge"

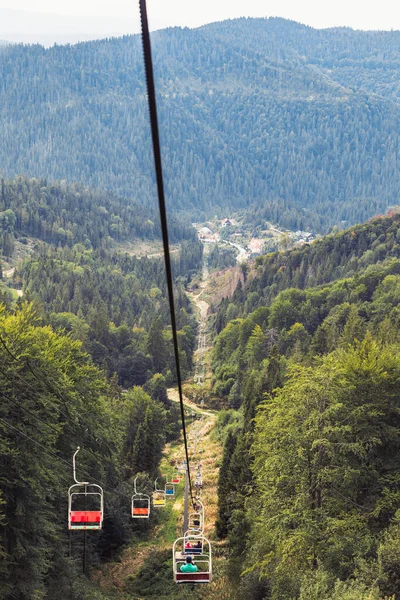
[1,19,400,228]
[204,18,400,100]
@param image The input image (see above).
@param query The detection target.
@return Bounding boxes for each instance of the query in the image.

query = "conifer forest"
[2,14,400,600]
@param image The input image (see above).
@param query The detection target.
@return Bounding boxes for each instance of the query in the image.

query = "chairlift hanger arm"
[73,446,89,485]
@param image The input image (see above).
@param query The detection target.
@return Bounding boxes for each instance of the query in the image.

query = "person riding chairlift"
[180,555,198,573]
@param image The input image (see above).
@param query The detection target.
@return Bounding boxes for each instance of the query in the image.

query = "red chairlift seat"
[175,572,211,583]
[132,507,150,516]
[68,483,104,531]
[69,510,102,530]
[68,448,104,531]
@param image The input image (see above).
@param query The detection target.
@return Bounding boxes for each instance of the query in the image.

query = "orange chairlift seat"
[68,447,103,531]
[173,535,212,584]
[131,476,150,519]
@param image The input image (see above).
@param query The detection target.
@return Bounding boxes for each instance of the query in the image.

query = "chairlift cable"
[0,334,132,478]
[138,0,194,503]
[0,388,67,439]
[1,0,197,519]
[0,388,119,493]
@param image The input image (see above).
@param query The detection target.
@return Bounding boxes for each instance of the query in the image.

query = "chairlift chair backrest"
[132,494,150,518]
[189,499,204,532]
[189,511,203,531]
[165,482,175,497]
[183,530,205,554]
[68,447,104,530]
[173,536,212,584]
[68,483,104,530]
[131,476,150,518]
[153,491,166,507]
[153,479,166,507]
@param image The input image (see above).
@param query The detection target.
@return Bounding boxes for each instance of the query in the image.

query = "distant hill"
[2,18,400,229]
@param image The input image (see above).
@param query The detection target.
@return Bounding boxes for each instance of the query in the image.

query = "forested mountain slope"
[0,175,193,257]
[0,175,203,387]
[204,18,400,101]
[0,303,176,599]
[212,212,400,599]
[2,20,400,227]
[215,211,400,332]
[17,243,200,387]
[0,186,202,599]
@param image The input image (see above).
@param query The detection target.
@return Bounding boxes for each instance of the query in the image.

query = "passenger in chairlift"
[180,555,198,573]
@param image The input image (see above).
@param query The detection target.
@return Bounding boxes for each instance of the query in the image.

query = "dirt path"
[167,388,214,417]
[186,245,211,389]
[3,267,23,296]
[195,298,209,320]
[147,248,179,259]
[94,529,165,591]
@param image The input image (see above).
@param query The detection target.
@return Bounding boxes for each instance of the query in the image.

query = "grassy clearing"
[93,406,228,599]
[1,237,35,272]
[112,239,179,259]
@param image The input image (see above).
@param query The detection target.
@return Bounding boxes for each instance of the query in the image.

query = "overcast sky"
[1,1,400,45]
[1,0,400,31]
